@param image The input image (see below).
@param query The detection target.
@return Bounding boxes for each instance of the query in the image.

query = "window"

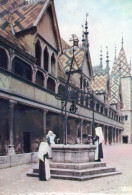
[35,40,41,66]
[105,108,107,116]
[51,53,56,75]
[44,47,49,71]
[0,48,8,69]
[47,77,55,92]
[100,106,103,114]
[58,84,65,96]
[85,96,88,107]
[36,71,44,87]
[125,115,128,120]
[96,104,99,112]
[12,57,32,81]
[80,95,84,106]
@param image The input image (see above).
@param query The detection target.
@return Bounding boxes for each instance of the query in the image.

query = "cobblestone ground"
[0,144,132,195]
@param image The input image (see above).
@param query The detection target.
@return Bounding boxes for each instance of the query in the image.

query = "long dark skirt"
[39,159,46,181]
[98,143,103,159]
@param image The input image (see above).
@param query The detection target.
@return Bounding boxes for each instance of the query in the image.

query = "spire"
[106,46,109,73]
[81,25,85,46]
[121,33,124,48]
[84,13,89,48]
[100,46,103,69]
[114,44,117,60]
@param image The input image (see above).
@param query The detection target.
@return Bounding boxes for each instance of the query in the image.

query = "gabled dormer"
[10,0,62,78]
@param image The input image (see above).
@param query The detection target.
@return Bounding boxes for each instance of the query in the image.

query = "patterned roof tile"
[91,73,108,94]
[11,1,46,33]
[59,47,85,73]
[111,48,131,77]
[109,75,120,104]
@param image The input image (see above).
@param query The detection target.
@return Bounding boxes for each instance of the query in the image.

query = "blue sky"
[54,0,132,71]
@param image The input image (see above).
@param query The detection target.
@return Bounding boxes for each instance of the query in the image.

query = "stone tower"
[111,37,132,143]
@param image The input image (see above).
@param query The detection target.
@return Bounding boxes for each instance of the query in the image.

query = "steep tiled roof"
[61,38,71,50]
[11,1,46,33]
[59,47,85,73]
[91,72,108,94]
[0,0,48,50]
[0,0,32,50]
[111,47,131,77]
[109,75,120,104]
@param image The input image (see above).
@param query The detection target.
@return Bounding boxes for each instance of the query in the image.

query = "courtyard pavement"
[0,144,132,195]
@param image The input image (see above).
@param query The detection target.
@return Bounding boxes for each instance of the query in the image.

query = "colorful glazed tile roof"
[91,71,108,94]
[11,1,46,33]
[109,75,120,104]
[59,47,85,73]
[61,38,71,50]
[0,0,48,50]
[111,47,131,77]
[0,0,30,49]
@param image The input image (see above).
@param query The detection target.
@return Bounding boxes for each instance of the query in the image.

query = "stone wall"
[0,152,38,169]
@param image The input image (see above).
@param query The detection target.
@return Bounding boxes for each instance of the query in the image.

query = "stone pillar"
[111,127,114,144]
[32,67,37,83]
[55,80,59,94]
[8,100,17,155]
[113,128,115,144]
[44,73,48,88]
[117,129,119,143]
[80,119,83,144]
[115,128,117,143]
[107,126,109,144]
[42,109,48,137]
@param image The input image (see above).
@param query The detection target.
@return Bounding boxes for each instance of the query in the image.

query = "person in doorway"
[46,130,56,158]
[38,140,50,181]
[91,127,104,162]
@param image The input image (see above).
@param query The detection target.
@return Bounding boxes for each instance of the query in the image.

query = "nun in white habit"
[91,127,104,162]
[46,130,56,158]
[38,141,50,181]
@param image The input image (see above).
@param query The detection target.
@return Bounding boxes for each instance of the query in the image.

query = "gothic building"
[0,0,124,156]
[111,39,132,143]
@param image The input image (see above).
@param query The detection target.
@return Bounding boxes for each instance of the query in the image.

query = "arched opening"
[35,40,41,66]
[100,106,103,114]
[51,53,56,76]
[105,108,107,116]
[85,96,88,107]
[44,47,49,71]
[36,71,44,87]
[58,84,65,96]
[0,48,8,69]
[96,103,99,112]
[80,95,84,106]
[12,57,32,81]
[47,77,55,92]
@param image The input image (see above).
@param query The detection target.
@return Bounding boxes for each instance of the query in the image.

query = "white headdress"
[95,127,104,144]
[38,142,48,162]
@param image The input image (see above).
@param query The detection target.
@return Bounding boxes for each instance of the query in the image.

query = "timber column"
[8,100,17,155]
[42,109,48,137]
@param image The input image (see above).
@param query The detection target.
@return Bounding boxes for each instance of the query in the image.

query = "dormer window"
[35,40,41,67]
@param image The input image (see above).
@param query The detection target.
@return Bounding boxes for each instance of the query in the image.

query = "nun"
[46,130,56,158]
[91,127,104,162]
[38,141,50,181]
